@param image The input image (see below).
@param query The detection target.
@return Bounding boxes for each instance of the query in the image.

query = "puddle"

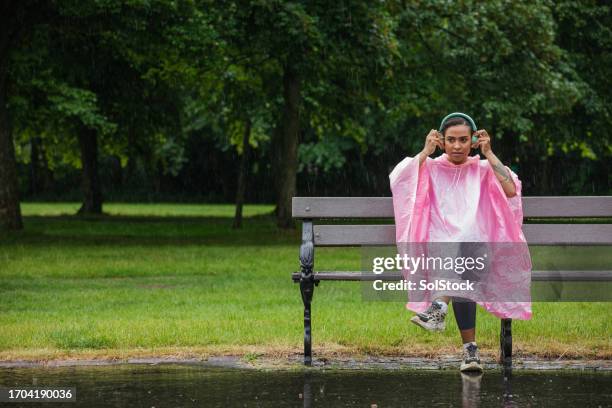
[1,364,611,407]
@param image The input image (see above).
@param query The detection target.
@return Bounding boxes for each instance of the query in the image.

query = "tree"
[210,1,405,227]
[0,1,47,230]
[7,0,215,216]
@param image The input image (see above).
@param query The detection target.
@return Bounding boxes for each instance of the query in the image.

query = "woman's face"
[444,124,472,165]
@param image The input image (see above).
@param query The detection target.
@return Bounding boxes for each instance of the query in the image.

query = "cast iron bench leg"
[300,275,315,366]
[300,220,315,366]
[500,318,512,367]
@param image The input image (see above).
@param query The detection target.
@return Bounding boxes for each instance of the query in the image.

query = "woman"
[389,112,532,373]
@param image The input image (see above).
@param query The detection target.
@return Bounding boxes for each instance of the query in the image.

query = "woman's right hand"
[422,129,443,156]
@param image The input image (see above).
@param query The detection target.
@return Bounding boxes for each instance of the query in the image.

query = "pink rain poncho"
[389,153,532,320]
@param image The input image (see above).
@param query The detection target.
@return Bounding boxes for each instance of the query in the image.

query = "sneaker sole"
[410,316,445,332]
[460,361,483,372]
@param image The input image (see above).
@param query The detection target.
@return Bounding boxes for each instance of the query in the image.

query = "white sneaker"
[460,343,483,372]
[410,301,447,332]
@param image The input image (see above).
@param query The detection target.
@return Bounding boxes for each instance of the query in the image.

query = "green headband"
[439,112,478,144]
[439,112,477,132]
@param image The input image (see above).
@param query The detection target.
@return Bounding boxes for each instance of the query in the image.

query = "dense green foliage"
[2,1,610,225]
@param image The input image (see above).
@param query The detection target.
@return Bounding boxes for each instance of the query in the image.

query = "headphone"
[438,112,479,144]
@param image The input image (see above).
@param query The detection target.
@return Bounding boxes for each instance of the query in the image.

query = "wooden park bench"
[291,196,612,366]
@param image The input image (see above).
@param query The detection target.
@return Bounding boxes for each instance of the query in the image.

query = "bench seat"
[292,196,612,367]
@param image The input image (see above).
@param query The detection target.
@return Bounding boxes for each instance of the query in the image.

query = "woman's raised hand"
[472,129,492,156]
[422,129,444,156]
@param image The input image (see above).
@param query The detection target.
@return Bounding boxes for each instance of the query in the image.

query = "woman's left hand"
[472,129,492,155]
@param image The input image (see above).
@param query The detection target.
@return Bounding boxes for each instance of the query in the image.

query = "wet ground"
[0,357,611,407]
[3,354,611,371]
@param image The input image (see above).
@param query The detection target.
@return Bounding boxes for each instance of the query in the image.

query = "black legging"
[451,242,482,331]
[452,298,476,330]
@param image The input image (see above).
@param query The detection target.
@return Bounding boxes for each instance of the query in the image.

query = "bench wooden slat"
[523,196,612,218]
[291,270,612,282]
[311,224,612,246]
[293,196,612,219]
[293,197,392,218]
[523,224,612,244]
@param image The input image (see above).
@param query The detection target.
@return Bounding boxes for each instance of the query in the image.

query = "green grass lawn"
[1,202,610,361]
[20,202,275,218]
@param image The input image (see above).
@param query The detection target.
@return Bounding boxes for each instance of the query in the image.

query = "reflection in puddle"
[0,364,610,407]
[461,372,482,408]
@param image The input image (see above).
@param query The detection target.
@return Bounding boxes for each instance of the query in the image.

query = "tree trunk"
[0,60,23,230]
[125,126,137,187]
[275,64,300,229]
[30,136,42,195]
[109,154,122,189]
[29,136,53,196]
[77,126,103,214]
[270,124,283,209]
[233,118,252,229]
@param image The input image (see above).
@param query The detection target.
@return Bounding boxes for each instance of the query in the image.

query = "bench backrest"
[292,196,612,246]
